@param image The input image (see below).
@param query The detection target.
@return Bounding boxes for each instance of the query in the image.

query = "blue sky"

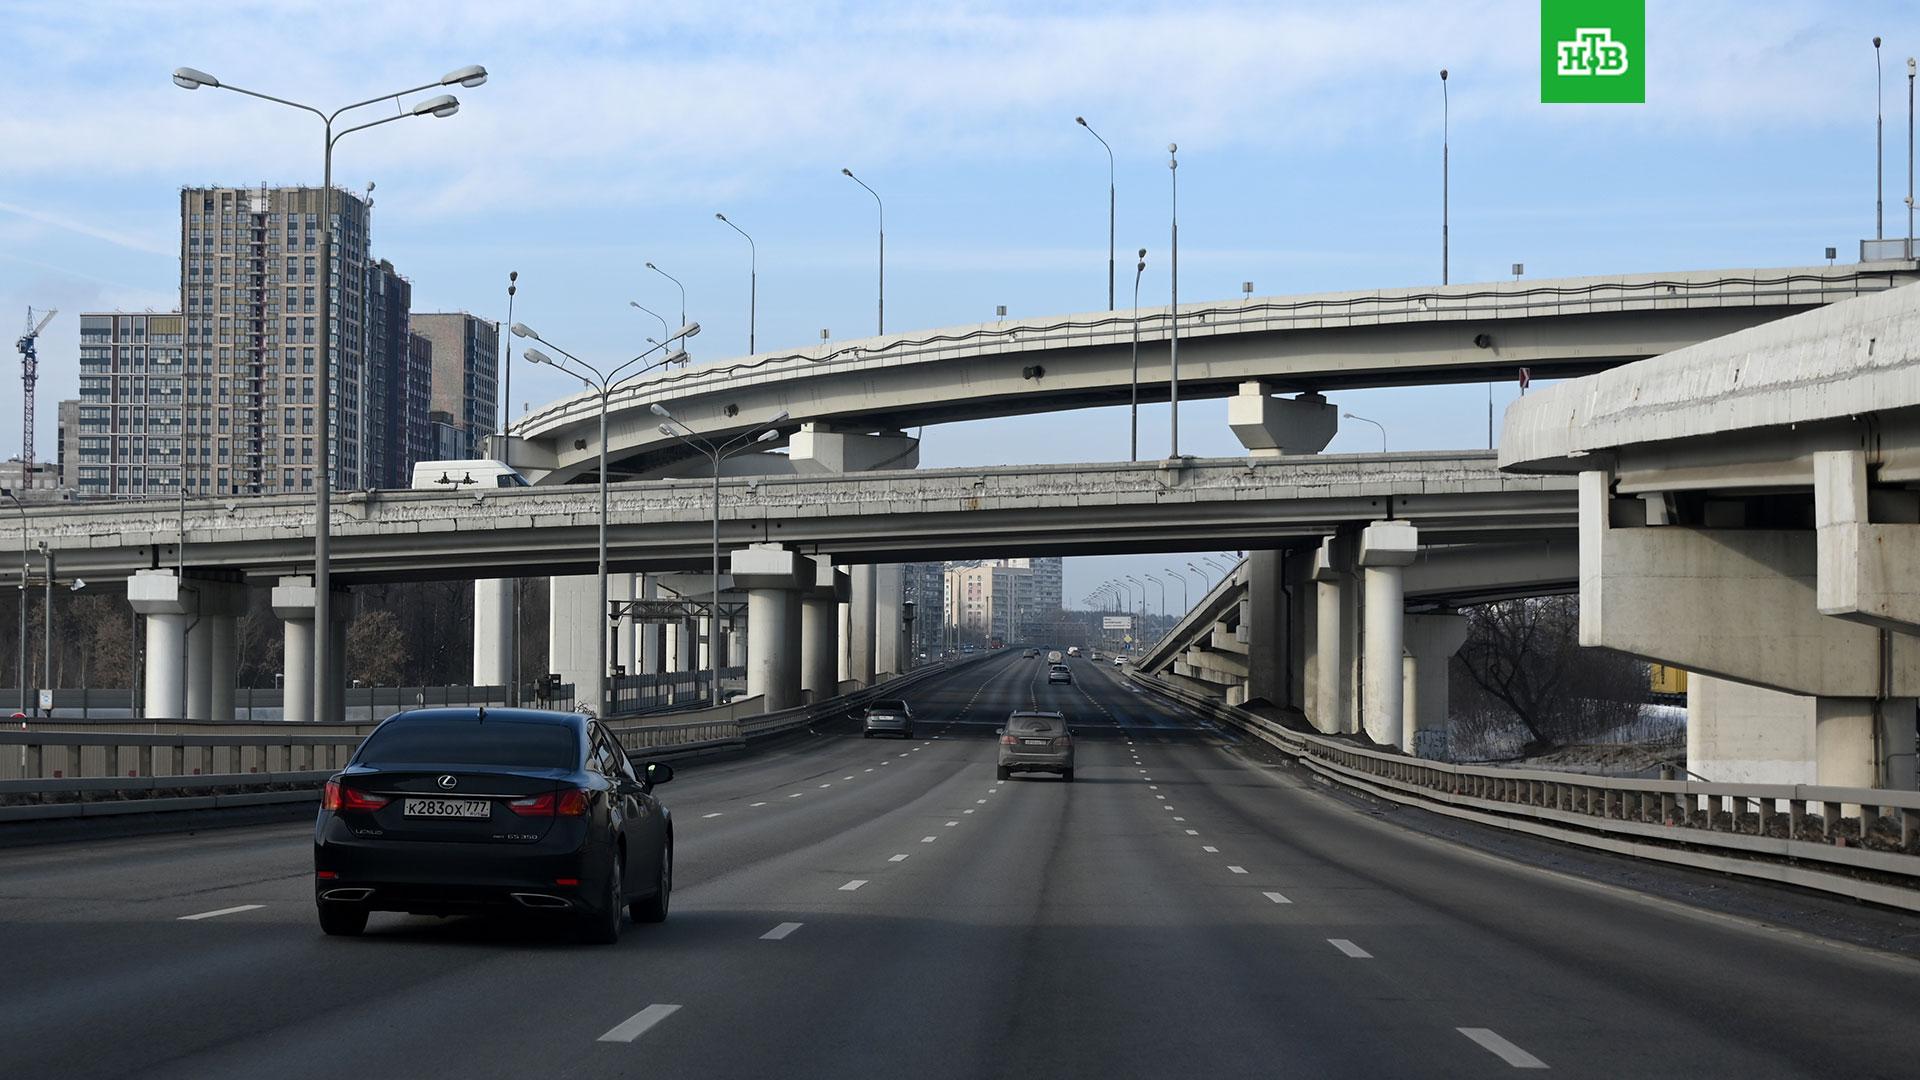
[2,0,1912,608]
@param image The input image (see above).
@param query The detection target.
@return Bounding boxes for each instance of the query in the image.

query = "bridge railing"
[1129,669,1920,913]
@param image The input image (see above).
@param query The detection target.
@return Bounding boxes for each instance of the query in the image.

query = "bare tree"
[1453,596,1646,756]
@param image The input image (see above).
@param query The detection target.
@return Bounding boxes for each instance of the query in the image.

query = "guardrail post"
[1823,800,1843,841]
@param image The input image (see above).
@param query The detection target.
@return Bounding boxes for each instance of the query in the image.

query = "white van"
[410,459,531,491]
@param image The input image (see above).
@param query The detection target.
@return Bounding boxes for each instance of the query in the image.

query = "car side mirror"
[642,761,674,787]
[994,728,1005,736]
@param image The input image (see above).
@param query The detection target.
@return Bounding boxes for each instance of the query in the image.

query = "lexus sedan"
[998,710,1074,781]
[862,698,914,738]
[313,707,673,944]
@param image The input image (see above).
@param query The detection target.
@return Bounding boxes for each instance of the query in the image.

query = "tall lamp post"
[1441,69,1450,285]
[510,320,700,716]
[714,213,757,355]
[1075,116,1116,309]
[1131,249,1146,461]
[2,490,25,714]
[1163,567,1190,612]
[1125,574,1149,626]
[651,405,788,708]
[841,168,884,334]
[1876,38,1885,240]
[1167,143,1182,458]
[644,263,688,361]
[629,300,672,350]
[1344,411,1387,452]
[172,63,483,724]
[1187,561,1214,590]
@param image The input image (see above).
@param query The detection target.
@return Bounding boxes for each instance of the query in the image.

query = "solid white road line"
[1227,865,1248,875]
[1457,1028,1549,1069]
[1327,938,1372,958]
[702,812,723,819]
[1263,892,1292,905]
[839,880,868,891]
[1202,846,1219,853]
[922,835,938,842]
[761,922,804,940]
[598,1004,683,1043]
[889,854,910,862]
[178,904,263,921]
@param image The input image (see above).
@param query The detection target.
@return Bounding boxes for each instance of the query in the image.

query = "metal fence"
[607,668,745,716]
[1129,669,1920,913]
[0,683,573,722]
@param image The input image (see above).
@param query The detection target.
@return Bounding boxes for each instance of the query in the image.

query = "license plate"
[403,797,490,819]
[1021,738,1053,746]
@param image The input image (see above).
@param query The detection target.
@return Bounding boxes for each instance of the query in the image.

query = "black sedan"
[313,707,673,944]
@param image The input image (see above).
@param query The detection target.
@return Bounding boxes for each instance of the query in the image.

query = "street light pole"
[1167,143,1181,459]
[1131,249,1146,462]
[1076,116,1116,309]
[1876,38,1885,240]
[1343,411,1387,452]
[645,263,688,361]
[173,63,482,724]
[715,213,757,355]
[2,491,24,714]
[651,406,787,708]
[1163,567,1190,612]
[842,168,884,334]
[512,320,701,716]
[1441,68,1450,285]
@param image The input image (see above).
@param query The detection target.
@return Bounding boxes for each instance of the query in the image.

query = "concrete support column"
[1359,521,1418,749]
[848,563,877,688]
[474,578,515,687]
[734,544,812,711]
[1402,612,1469,757]
[1245,549,1285,705]
[548,574,603,714]
[283,618,313,722]
[127,572,193,721]
[269,574,343,722]
[1309,536,1356,735]
[837,603,852,683]
[637,575,663,675]
[208,613,237,723]
[875,564,902,678]
[696,616,712,672]
[801,559,851,700]
[610,573,636,677]
[184,614,214,721]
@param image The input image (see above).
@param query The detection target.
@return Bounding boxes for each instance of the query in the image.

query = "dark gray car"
[997,710,1074,781]
[862,698,914,738]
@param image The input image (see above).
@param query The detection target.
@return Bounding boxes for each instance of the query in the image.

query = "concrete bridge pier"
[271,575,347,722]
[548,574,605,715]
[1226,384,1338,457]
[734,544,811,711]
[1403,612,1470,757]
[801,560,851,700]
[474,577,515,687]
[847,563,877,688]
[1359,521,1419,749]
[1308,534,1359,735]
[875,565,903,678]
[129,570,249,721]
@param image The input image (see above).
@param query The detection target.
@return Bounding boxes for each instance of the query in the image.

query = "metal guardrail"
[0,656,995,823]
[1128,669,1920,913]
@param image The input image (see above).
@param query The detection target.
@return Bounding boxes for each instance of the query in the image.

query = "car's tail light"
[508,788,591,817]
[1000,734,1018,746]
[1054,736,1073,749]
[323,780,390,813]
[554,877,580,886]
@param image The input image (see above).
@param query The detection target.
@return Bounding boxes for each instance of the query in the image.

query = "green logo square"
[1541,0,1645,103]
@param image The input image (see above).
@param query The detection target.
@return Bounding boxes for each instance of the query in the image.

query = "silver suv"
[862,699,914,739]
[997,711,1074,781]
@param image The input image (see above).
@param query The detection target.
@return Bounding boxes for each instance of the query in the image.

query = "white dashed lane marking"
[889,853,910,862]
[921,836,938,843]
[178,904,263,921]
[750,802,768,807]
[598,1004,682,1043]
[1227,866,1248,875]
[761,922,804,940]
[945,820,959,827]
[839,880,868,892]
[1202,846,1219,853]
[1328,938,1372,958]
[1184,829,1200,836]
[1457,1029,1548,1069]
[1263,892,1292,905]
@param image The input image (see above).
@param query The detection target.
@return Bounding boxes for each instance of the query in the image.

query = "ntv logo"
[1556,28,1629,77]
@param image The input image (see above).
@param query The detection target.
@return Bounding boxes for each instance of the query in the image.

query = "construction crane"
[16,306,56,483]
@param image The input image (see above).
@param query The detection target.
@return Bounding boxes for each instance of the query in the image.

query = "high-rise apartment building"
[364,259,430,489]
[411,312,499,459]
[56,399,81,488]
[406,331,434,469]
[179,184,371,494]
[944,561,1035,642]
[72,311,186,496]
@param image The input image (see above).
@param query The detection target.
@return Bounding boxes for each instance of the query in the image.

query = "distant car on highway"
[862,698,914,739]
[997,710,1074,781]
[312,707,673,944]
[1022,648,1039,658]
[1047,663,1072,684]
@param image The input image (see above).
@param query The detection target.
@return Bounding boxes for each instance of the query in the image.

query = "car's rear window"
[870,700,908,712]
[356,717,579,769]
[1009,714,1063,733]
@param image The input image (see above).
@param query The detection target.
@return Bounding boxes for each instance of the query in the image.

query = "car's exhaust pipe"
[510,892,573,909]
[320,887,374,902]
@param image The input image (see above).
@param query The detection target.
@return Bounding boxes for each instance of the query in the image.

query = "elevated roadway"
[1,653,1913,1078]
[4,452,1573,583]
[508,263,1916,483]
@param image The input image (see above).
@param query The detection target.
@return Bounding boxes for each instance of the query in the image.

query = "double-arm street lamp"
[510,320,701,715]
[173,62,484,723]
[651,405,789,708]
[714,213,757,355]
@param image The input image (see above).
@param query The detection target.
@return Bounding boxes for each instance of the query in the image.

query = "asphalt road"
[2,650,1917,1079]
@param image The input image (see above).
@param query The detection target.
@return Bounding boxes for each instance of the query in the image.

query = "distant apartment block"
[411,312,499,459]
[72,311,185,496]
[364,259,431,489]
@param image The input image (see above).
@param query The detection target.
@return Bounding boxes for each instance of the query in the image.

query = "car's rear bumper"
[863,720,912,736]
[1000,752,1073,772]
[314,819,606,916]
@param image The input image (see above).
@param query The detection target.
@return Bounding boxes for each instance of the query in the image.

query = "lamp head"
[522,347,553,366]
[766,411,789,426]
[411,94,459,118]
[1075,116,1087,125]
[1874,36,1881,48]
[1440,68,1448,80]
[649,403,672,418]
[645,261,657,270]
[172,66,220,90]
[70,578,86,592]
[755,430,780,444]
[509,321,536,339]
[441,64,488,88]
[715,212,726,221]
[674,321,700,339]
[665,350,689,365]
[841,167,853,177]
